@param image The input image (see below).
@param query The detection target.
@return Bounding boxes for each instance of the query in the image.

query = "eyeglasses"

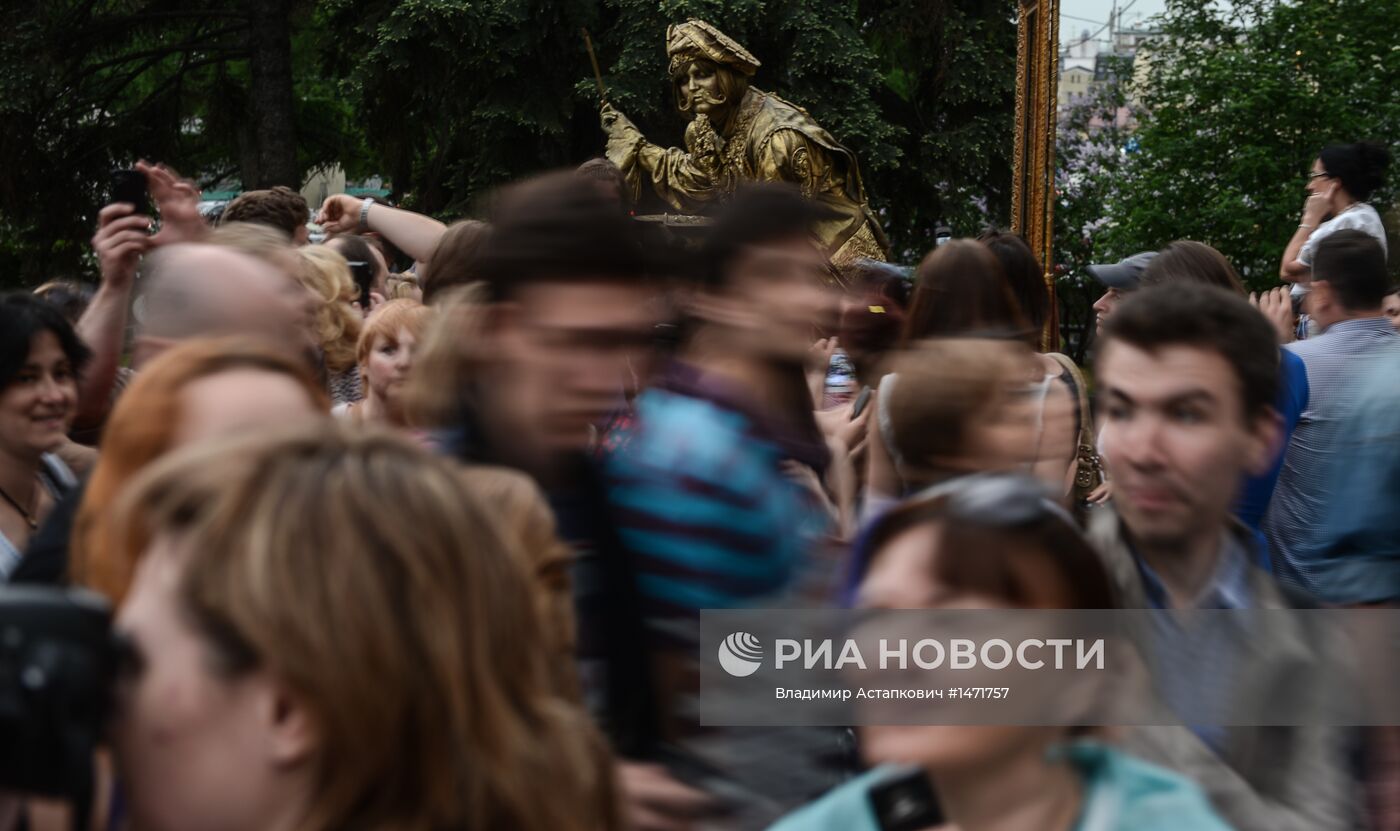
[1308,171,1332,181]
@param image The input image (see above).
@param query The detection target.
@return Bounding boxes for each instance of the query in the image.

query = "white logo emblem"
[718,632,764,677]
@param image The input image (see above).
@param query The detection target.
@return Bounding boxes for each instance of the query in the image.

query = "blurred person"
[1141,241,1310,537]
[1140,240,1245,294]
[1384,285,1400,331]
[405,283,617,700]
[107,424,620,831]
[418,219,491,305]
[337,299,434,428]
[1087,251,1156,335]
[577,157,631,211]
[900,240,1081,504]
[602,184,861,826]
[833,258,910,389]
[901,239,1032,347]
[206,219,299,271]
[1091,283,1353,830]
[385,272,423,302]
[773,474,1233,831]
[456,463,581,693]
[1280,339,1400,831]
[0,294,89,579]
[433,171,663,474]
[815,259,909,510]
[1263,230,1399,596]
[220,185,312,244]
[32,280,96,326]
[403,283,490,430]
[981,231,1103,507]
[979,229,1053,348]
[1280,141,1390,283]
[606,183,839,618]
[1082,248,1202,508]
[22,338,328,593]
[408,174,677,821]
[320,234,385,312]
[294,246,364,405]
[864,339,1042,520]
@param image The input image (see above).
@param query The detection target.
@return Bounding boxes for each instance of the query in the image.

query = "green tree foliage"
[319,0,1018,257]
[858,0,1018,257]
[1054,59,1135,362]
[316,0,604,215]
[4,0,1019,285]
[0,1,360,286]
[1099,0,1400,286]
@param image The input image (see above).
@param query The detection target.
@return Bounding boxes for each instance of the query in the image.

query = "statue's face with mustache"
[677,60,732,118]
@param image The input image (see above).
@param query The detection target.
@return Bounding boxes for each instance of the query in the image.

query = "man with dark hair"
[1089,284,1352,830]
[1093,284,1281,601]
[1264,229,1398,595]
[221,186,311,244]
[324,234,386,311]
[423,170,710,830]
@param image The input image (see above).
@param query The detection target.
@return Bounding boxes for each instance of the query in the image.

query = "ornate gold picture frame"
[1013,0,1061,350]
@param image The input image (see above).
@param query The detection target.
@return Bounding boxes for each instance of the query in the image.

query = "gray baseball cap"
[1087,251,1158,290]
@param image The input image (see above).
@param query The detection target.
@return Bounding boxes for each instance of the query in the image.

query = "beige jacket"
[1086,507,1357,831]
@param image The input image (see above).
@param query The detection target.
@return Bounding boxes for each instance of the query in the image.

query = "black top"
[11,478,85,586]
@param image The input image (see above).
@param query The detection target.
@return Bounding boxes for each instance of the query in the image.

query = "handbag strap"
[1045,352,1093,449]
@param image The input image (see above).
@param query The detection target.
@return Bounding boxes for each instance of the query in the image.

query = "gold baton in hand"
[582,28,607,103]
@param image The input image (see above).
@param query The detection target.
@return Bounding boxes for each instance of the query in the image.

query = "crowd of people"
[0,137,1396,831]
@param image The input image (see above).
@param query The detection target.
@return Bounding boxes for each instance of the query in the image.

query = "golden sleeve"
[754,128,834,198]
[631,118,722,210]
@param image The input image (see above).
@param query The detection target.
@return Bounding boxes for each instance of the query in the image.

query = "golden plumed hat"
[666,19,761,78]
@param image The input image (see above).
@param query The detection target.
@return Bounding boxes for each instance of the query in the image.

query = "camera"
[0,587,121,829]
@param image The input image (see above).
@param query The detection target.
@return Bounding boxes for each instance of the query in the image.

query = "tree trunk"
[244,0,297,188]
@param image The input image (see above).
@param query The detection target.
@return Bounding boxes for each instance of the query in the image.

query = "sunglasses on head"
[910,473,1078,532]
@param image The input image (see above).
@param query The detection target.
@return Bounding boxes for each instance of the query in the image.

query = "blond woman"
[294,246,364,404]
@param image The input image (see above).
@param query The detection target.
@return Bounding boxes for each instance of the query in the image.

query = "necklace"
[0,478,39,531]
[718,91,764,190]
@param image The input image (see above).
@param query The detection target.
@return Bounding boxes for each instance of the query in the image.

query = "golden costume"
[603,20,888,263]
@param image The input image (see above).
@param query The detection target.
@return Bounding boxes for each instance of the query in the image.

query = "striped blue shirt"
[605,364,831,641]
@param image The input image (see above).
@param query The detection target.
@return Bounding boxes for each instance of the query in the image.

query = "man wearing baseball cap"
[1088,251,1158,334]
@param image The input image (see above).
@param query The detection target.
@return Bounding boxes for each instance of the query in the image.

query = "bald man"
[78,201,318,430]
[130,243,315,367]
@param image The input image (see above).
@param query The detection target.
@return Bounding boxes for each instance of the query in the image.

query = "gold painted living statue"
[601,19,889,262]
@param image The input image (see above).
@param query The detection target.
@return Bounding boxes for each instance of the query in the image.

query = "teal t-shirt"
[767,742,1234,831]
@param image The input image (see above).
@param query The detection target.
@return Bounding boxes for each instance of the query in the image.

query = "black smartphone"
[852,386,873,419]
[109,169,151,216]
